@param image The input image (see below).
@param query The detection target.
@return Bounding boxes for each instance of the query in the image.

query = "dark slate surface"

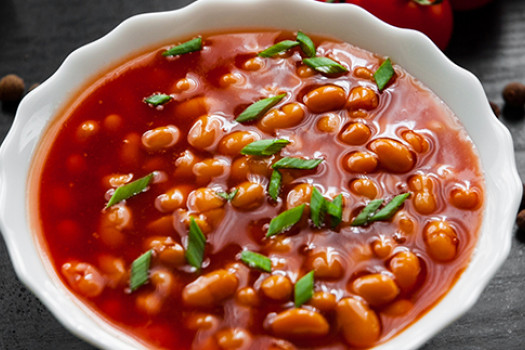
[0,0,524,349]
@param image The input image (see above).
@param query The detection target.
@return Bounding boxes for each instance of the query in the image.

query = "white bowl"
[0,0,520,349]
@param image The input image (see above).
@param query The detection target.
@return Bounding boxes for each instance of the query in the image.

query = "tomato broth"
[32,31,484,349]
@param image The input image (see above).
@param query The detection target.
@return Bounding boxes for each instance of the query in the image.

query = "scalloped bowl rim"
[0,0,520,349]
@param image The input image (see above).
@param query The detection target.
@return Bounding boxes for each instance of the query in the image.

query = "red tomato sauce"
[32,31,484,349]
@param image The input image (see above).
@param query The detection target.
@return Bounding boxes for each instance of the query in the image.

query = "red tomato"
[318,0,453,50]
[449,0,493,11]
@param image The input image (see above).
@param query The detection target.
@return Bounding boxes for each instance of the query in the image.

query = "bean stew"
[31,31,484,349]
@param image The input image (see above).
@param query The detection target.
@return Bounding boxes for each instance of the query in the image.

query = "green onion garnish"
[162,37,202,57]
[185,217,206,269]
[310,187,327,228]
[236,94,287,123]
[106,173,154,208]
[216,188,239,201]
[272,157,323,170]
[294,270,314,307]
[303,57,348,75]
[241,139,290,156]
[240,250,272,272]
[351,199,384,226]
[310,190,343,229]
[297,31,316,58]
[259,40,300,58]
[267,204,305,237]
[370,192,410,221]
[268,170,282,201]
[326,194,343,229]
[144,93,172,107]
[351,193,410,226]
[374,58,394,91]
[129,249,152,292]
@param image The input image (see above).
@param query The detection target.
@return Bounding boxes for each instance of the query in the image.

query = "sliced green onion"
[129,250,152,292]
[297,31,316,58]
[259,40,300,57]
[185,217,206,269]
[241,139,290,156]
[236,94,287,123]
[374,58,394,91]
[240,250,272,272]
[272,157,323,170]
[303,57,348,75]
[351,193,410,226]
[327,194,343,229]
[267,204,305,237]
[106,173,154,208]
[370,193,410,221]
[268,170,282,201]
[294,270,314,307]
[351,199,384,226]
[216,188,239,201]
[310,187,327,228]
[162,37,202,57]
[144,93,172,106]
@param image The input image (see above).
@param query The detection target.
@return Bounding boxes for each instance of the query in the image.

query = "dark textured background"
[0,0,524,349]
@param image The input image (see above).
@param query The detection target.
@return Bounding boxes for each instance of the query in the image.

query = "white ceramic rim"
[0,0,521,349]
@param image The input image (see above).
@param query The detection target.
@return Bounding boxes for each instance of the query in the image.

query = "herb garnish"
[106,173,153,208]
[144,93,172,107]
[370,192,410,221]
[267,204,305,237]
[259,40,300,58]
[310,187,327,228]
[374,58,394,91]
[351,193,410,226]
[241,139,290,156]
[310,189,343,229]
[129,249,152,292]
[294,270,315,307]
[216,189,239,201]
[268,170,282,201]
[303,57,348,75]
[240,250,272,272]
[326,194,343,228]
[236,94,287,123]
[297,31,316,58]
[272,157,323,170]
[185,217,206,269]
[162,37,202,57]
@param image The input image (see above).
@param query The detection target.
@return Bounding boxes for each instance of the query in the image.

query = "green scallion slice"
[216,188,239,201]
[370,192,410,222]
[106,173,154,208]
[259,40,300,58]
[303,57,348,75]
[240,250,272,272]
[129,249,152,292]
[162,37,202,57]
[241,139,290,156]
[272,157,323,170]
[297,31,316,58]
[185,217,206,269]
[310,187,327,228]
[374,58,394,91]
[294,270,315,307]
[351,199,384,226]
[327,194,343,229]
[267,204,305,237]
[236,94,287,123]
[144,93,172,106]
[268,170,282,201]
